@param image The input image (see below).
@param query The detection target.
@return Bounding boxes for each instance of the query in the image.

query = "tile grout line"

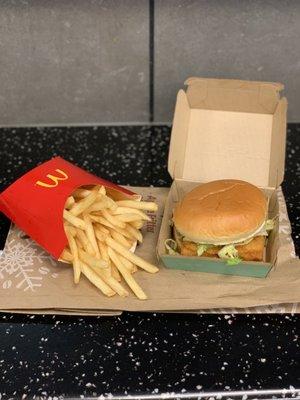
[149,0,155,123]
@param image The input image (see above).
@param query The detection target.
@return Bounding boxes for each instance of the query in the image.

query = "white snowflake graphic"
[0,227,59,292]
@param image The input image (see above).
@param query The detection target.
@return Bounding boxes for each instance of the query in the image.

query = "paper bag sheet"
[0,186,299,316]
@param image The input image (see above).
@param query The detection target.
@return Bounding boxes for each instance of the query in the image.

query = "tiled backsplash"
[0,0,149,125]
[154,0,300,123]
[0,0,299,125]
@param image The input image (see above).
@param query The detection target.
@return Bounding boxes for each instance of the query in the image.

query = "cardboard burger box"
[157,77,288,278]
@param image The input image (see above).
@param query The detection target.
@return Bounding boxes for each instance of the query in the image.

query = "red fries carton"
[0,157,136,259]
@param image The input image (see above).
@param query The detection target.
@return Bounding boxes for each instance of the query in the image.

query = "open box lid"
[168,77,287,188]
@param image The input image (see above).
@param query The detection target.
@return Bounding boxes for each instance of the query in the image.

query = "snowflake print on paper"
[0,226,59,292]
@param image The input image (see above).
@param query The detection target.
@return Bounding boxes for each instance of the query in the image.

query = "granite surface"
[0,125,299,398]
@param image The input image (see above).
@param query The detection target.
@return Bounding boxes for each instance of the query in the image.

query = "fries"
[108,248,147,300]
[76,228,95,255]
[63,210,86,230]
[125,223,143,243]
[105,237,158,274]
[111,262,122,282]
[88,262,128,297]
[65,196,75,209]
[101,209,126,228]
[83,215,100,258]
[78,248,107,270]
[79,261,115,297]
[116,200,158,212]
[61,248,73,262]
[116,213,145,223]
[65,228,81,284]
[61,185,158,300]
[70,190,98,216]
[130,220,144,230]
[118,254,135,273]
[90,215,115,229]
[73,188,93,199]
[109,229,133,249]
[112,207,151,221]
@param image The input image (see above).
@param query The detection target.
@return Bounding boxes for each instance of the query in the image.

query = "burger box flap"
[168,77,287,187]
[158,77,288,278]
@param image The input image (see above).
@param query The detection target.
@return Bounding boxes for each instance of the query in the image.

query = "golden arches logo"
[36,169,68,188]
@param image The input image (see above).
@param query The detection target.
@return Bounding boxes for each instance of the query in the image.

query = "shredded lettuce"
[256,219,276,237]
[226,257,242,266]
[218,244,238,259]
[165,239,178,255]
[218,245,241,265]
[169,218,276,262]
[196,244,209,256]
[265,218,275,231]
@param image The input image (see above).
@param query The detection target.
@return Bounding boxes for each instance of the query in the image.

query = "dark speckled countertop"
[0,125,299,399]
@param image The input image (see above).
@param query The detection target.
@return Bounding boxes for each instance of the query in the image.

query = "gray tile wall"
[0,0,299,125]
[0,0,149,125]
[155,0,300,123]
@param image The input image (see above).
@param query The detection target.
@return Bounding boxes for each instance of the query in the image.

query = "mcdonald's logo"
[36,169,69,188]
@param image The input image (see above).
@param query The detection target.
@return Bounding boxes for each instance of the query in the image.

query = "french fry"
[86,200,108,213]
[97,241,109,262]
[109,229,132,249]
[132,264,138,273]
[70,190,98,216]
[76,238,83,249]
[111,262,122,282]
[76,228,95,256]
[100,271,127,295]
[60,248,73,262]
[94,228,107,242]
[112,207,151,221]
[105,224,134,241]
[115,200,158,212]
[98,185,106,195]
[78,248,107,270]
[87,262,127,297]
[116,214,143,223]
[108,248,147,300]
[125,223,143,243]
[65,228,81,284]
[96,226,129,283]
[90,215,115,229]
[130,220,144,230]
[95,224,110,235]
[84,215,100,258]
[101,209,126,228]
[63,210,86,230]
[104,274,127,296]
[73,188,92,199]
[64,225,77,237]
[86,193,117,211]
[106,237,158,273]
[65,196,75,209]
[118,254,135,273]
[103,194,118,210]
[96,240,112,278]
[79,260,115,297]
